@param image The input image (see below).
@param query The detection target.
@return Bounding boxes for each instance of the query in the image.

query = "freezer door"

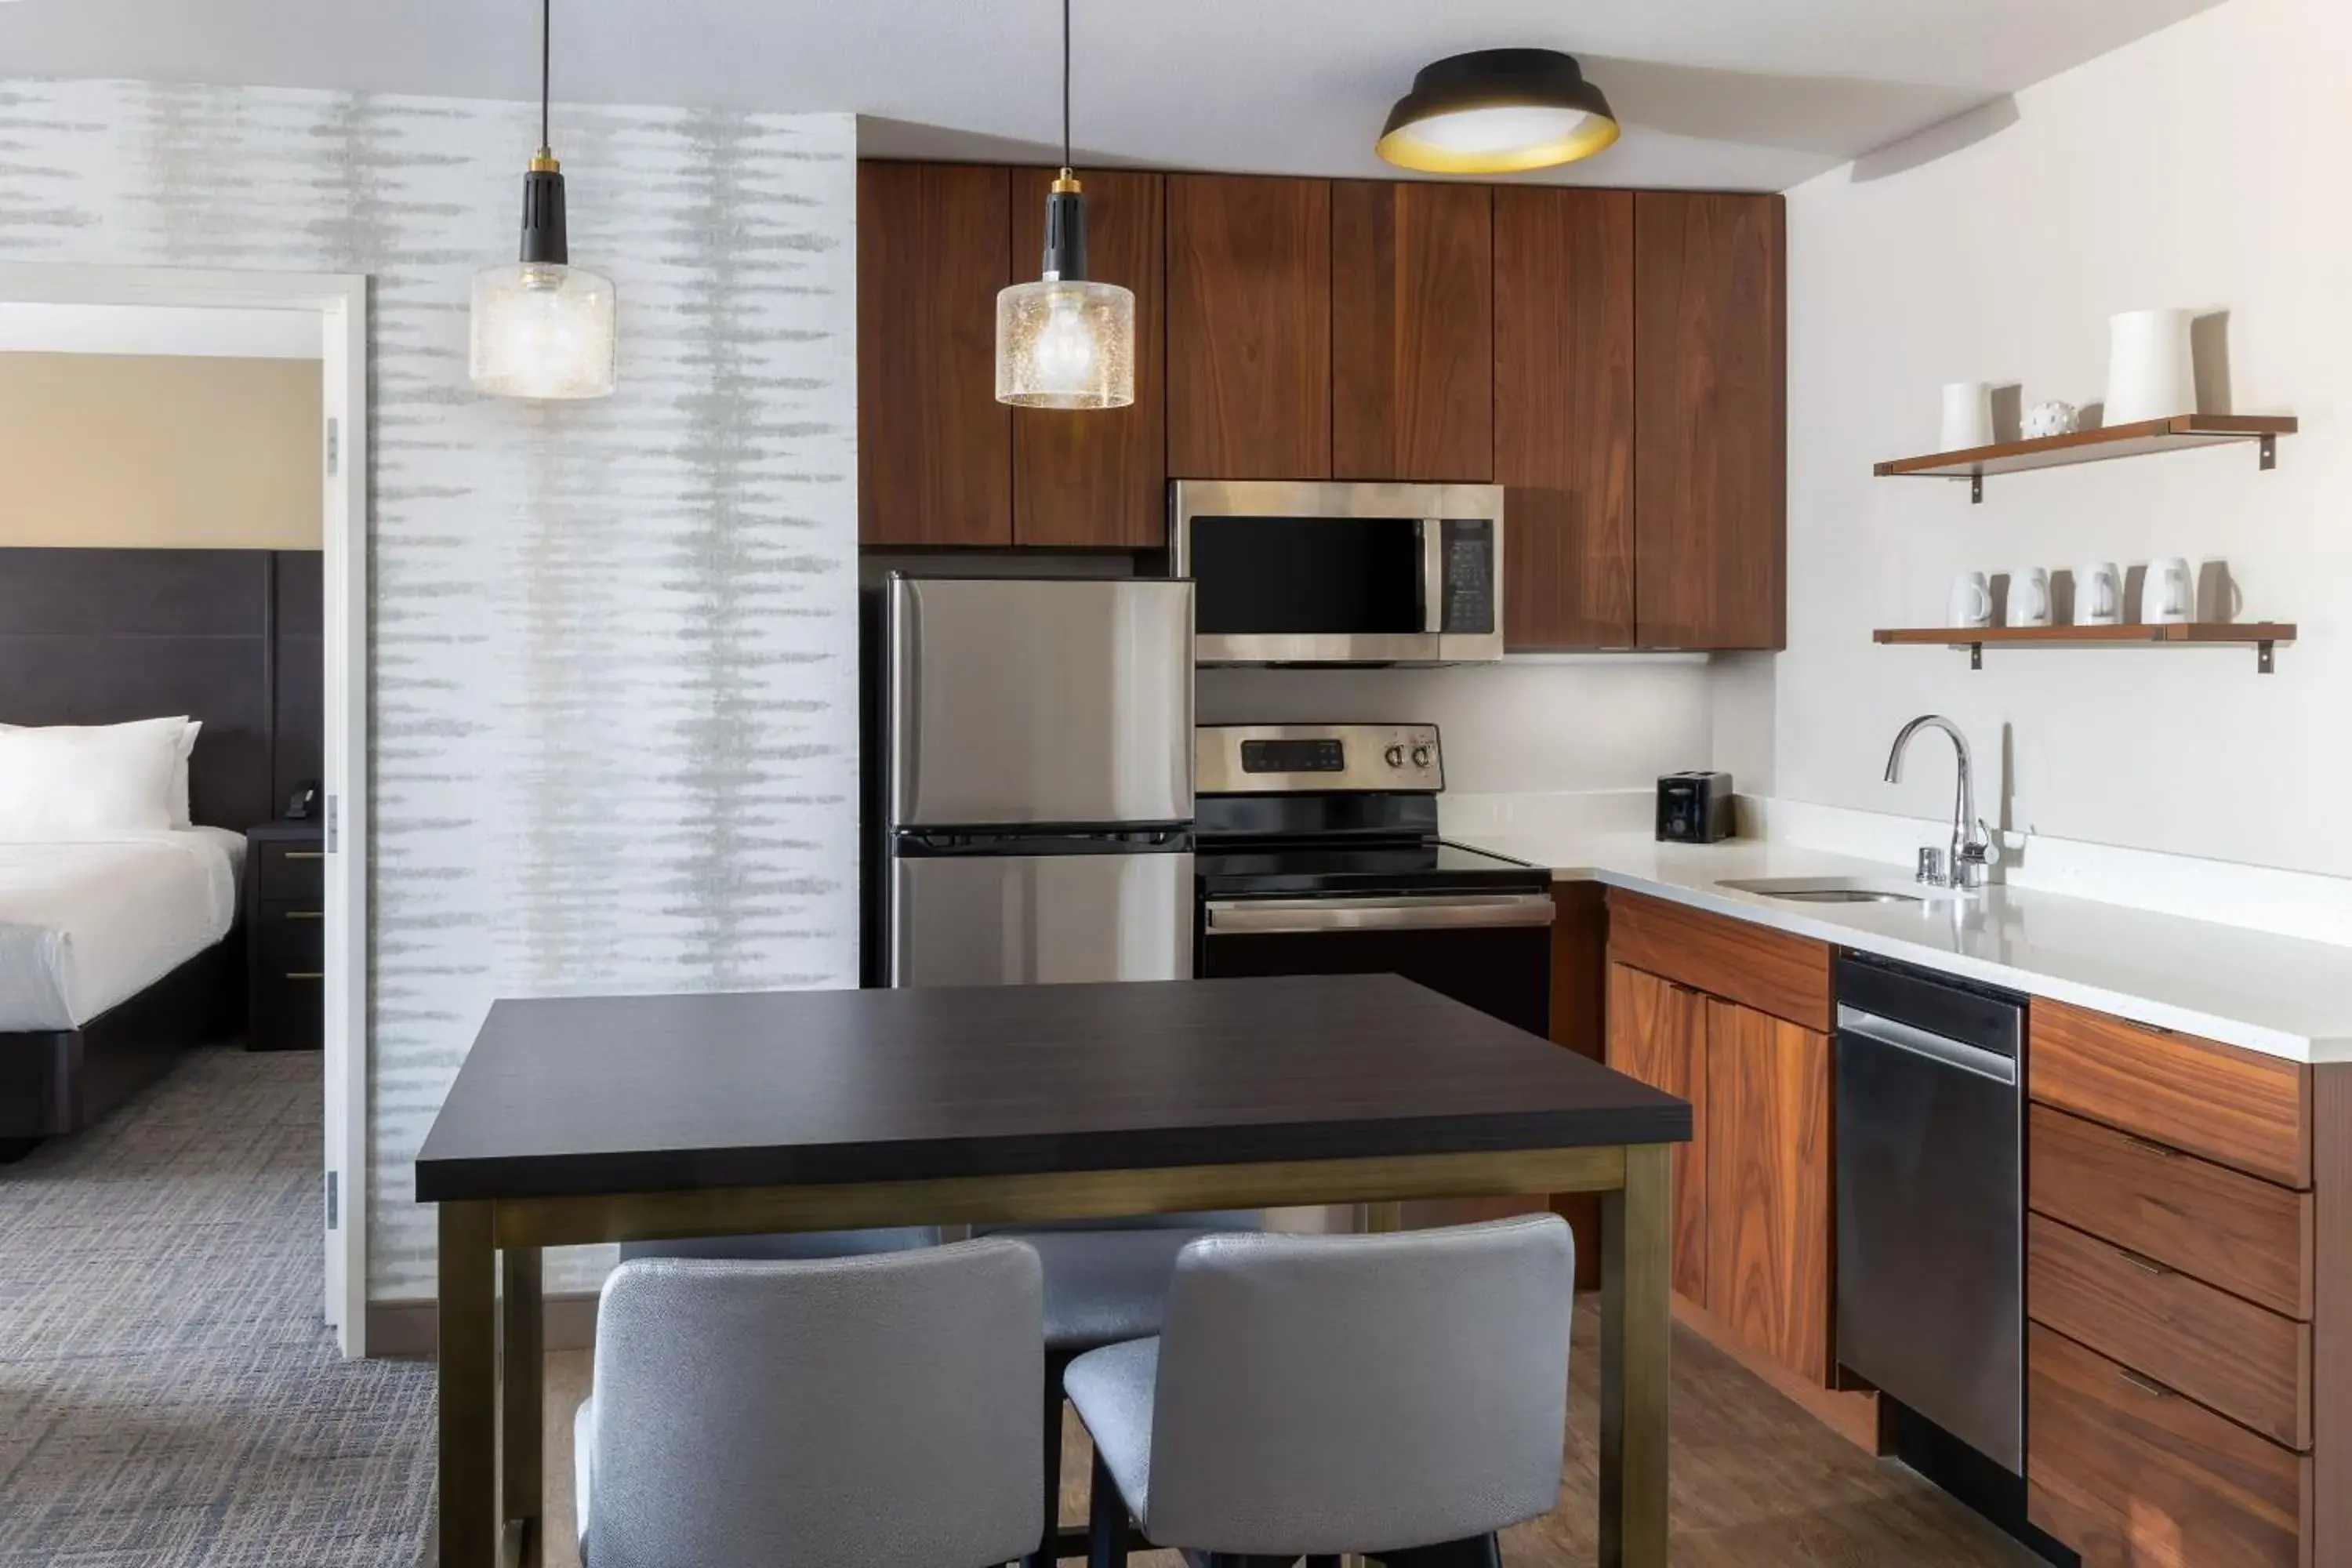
[891,851,1195,987]
[888,577,1194,828]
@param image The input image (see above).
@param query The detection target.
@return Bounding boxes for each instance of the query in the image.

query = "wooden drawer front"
[2027,1324,2301,1568]
[1605,890,1831,1032]
[2030,999,2308,1187]
[254,906,325,977]
[2028,1214,2307,1450]
[255,841,325,902]
[2030,1105,2311,1319]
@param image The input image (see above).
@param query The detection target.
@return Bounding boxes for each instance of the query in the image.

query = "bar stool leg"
[1086,1446,1127,1568]
[1027,1349,1076,1568]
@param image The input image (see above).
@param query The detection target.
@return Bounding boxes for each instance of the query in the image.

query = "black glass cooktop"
[1194,837,1551,898]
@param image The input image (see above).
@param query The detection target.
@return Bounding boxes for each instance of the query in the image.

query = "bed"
[0,548,320,1159]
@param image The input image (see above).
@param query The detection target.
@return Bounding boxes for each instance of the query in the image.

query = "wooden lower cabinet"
[1606,964,1708,1301]
[2027,1324,2303,1568]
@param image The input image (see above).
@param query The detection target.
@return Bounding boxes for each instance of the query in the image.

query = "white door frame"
[0,263,372,1356]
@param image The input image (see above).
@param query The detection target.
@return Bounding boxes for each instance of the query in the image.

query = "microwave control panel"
[1440,518,1496,635]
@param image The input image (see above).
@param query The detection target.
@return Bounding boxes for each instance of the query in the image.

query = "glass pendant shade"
[470,261,616,401]
[1377,48,1620,173]
[996,276,1134,409]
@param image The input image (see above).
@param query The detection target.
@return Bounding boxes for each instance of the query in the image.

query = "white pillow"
[0,717,200,828]
[0,717,191,836]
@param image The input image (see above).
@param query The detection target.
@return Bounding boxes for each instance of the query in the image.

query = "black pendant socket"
[518,168,569,267]
[1040,191,1088,281]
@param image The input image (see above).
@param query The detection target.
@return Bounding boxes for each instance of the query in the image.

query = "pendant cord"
[1060,0,1071,171]
[540,0,551,152]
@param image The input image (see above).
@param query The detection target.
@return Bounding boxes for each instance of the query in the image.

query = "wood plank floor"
[542,1297,2040,1566]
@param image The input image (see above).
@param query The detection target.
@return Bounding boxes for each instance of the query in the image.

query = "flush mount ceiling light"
[995,0,1135,410]
[469,0,616,400]
[1376,48,1621,174]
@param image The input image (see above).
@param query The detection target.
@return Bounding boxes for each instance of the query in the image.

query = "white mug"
[2146,556,2196,624]
[1940,381,1995,451]
[1948,570,1993,629]
[2074,562,2123,626]
[2007,567,2052,628]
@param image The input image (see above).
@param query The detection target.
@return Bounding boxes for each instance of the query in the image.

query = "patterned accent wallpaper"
[0,79,860,1299]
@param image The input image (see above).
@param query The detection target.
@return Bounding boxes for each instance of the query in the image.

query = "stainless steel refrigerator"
[883,575,1194,987]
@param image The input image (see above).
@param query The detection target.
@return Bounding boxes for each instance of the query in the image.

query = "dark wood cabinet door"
[1606,963,1708,1303]
[1704,996,1832,1385]
[1494,187,1635,648]
[1331,180,1491,482]
[1166,174,1330,479]
[858,162,1011,546]
[1632,192,1785,648]
[1010,167,1167,547]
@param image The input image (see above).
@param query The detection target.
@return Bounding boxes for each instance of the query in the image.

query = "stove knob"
[1384,745,1405,768]
[1411,745,1433,769]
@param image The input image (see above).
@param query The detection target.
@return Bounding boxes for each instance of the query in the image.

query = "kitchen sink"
[1715,876,1967,905]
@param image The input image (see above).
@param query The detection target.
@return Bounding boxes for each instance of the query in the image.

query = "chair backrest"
[584,1238,1042,1568]
[615,1225,942,1263]
[1144,1214,1575,1557]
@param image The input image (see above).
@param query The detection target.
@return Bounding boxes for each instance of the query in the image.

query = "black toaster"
[1657,771,1733,843]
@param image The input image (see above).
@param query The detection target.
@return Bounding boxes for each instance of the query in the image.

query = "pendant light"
[994,0,1134,410]
[469,0,617,400]
[1376,49,1620,175]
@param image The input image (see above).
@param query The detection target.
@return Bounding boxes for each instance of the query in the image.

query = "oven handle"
[1204,892,1556,934]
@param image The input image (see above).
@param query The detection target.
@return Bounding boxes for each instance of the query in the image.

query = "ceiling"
[0,0,2227,191]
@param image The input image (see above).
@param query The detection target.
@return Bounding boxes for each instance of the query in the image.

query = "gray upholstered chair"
[615,1226,941,1264]
[1062,1214,1576,1568]
[983,1210,1261,1566]
[574,1239,1043,1568]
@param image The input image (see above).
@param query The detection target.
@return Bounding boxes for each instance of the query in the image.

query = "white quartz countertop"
[1452,829,2352,1064]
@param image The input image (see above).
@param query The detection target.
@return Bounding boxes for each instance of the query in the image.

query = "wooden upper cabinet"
[1010,167,1167,548]
[1494,187,1635,648]
[1331,180,1491,483]
[1165,174,1331,479]
[1704,996,1833,1385]
[1632,192,1785,649]
[858,162,1012,546]
[1606,963,1708,1303]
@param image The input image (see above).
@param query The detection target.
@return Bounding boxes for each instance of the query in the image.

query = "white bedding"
[0,826,245,1031]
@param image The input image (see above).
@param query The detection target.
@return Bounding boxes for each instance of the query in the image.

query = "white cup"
[2074,562,2123,626]
[2106,309,2196,426]
[1948,571,1993,629]
[2007,567,2053,627]
[1940,381,1995,451]
[2145,556,2196,624]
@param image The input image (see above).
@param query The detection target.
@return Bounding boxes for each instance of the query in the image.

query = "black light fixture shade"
[1377,48,1621,173]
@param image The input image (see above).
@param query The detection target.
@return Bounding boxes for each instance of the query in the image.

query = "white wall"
[0,80,861,1301]
[1198,659,1716,795]
[1779,0,2351,877]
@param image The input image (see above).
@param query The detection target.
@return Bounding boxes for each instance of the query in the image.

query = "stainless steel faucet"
[1883,715,2001,890]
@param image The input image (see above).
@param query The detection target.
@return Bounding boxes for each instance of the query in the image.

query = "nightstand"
[245,820,325,1052]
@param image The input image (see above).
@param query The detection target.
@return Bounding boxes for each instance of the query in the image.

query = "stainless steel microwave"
[1170,480,1506,666]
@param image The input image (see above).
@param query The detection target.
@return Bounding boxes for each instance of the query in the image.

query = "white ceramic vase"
[2105,309,2195,426]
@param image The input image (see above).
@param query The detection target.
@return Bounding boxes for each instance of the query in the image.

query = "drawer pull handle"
[282,850,325,861]
[285,971,325,981]
[2122,1134,2180,1160]
[2117,1369,2170,1399]
[2121,1248,2170,1277]
[283,910,324,921]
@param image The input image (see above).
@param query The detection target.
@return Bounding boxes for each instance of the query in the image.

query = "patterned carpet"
[0,1047,434,1567]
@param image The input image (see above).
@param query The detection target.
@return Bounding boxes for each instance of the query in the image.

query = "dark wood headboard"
[0,548,322,833]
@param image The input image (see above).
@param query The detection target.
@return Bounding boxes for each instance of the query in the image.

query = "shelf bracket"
[2258,638,2275,674]
[1970,473,1984,504]
[2259,434,2277,471]
[1969,641,1983,670]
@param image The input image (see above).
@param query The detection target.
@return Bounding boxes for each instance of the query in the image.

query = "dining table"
[414,971,1692,1568]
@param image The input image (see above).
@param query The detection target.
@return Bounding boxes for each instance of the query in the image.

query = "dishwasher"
[1835,952,2027,1474]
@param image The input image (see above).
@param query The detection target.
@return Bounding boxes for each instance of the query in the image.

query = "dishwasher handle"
[1838,1005,2019,1087]
[1204,892,1556,935]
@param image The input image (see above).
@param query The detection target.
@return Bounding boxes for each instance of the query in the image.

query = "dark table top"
[414,974,1691,1203]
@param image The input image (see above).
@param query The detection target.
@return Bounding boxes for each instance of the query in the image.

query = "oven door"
[1172,480,1503,666]
[1200,893,1554,1035]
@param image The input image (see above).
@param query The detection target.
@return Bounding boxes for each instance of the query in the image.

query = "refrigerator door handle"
[1204,893,1556,935]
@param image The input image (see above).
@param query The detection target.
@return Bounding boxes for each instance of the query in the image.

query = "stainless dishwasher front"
[1834,953,2027,1473]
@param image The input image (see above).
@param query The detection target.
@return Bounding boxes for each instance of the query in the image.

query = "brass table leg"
[502,1243,544,1567]
[1599,1143,1671,1568]
[438,1200,497,1568]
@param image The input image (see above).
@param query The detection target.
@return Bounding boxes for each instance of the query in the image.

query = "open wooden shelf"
[1875,622,2297,673]
[1874,416,2297,502]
